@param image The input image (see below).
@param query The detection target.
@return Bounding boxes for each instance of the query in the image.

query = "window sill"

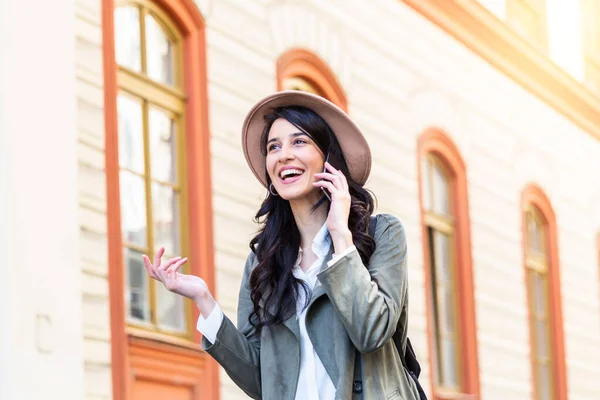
[435,390,478,400]
[126,326,204,354]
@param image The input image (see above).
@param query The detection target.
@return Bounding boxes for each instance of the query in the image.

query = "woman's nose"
[278,144,294,161]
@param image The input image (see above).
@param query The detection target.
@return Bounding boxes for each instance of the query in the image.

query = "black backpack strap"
[404,337,421,378]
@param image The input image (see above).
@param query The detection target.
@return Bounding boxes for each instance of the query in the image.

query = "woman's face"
[265,118,326,202]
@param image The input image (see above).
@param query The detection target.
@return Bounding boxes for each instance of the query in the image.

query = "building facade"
[1,0,599,399]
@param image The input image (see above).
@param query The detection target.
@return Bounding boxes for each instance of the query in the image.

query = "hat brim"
[241,90,371,187]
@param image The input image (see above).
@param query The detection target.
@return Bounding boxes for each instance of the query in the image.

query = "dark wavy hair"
[248,105,376,333]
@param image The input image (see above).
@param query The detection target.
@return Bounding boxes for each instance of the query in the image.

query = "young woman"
[143,91,419,400]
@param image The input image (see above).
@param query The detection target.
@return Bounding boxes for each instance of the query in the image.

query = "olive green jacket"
[202,214,420,399]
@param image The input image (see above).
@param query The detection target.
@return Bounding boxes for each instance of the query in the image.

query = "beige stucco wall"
[75,0,112,398]
[0,0,83,399]
[202,1,600,399]
[68,0,600,399]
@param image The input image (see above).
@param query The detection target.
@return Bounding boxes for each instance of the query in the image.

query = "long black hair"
[248,105,376,333]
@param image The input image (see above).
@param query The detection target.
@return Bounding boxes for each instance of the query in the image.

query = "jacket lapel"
[282,312,301,340]
[305,246,340,385]
[283,244,334,339]
[276,246,334,350]
[307,246,334,309]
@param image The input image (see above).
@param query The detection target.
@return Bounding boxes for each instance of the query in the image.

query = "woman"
[143,91,419,400]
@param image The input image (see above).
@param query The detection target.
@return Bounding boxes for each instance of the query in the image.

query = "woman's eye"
[293,139,307,145]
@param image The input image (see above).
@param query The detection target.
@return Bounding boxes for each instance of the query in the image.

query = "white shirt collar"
[295,222,332,269]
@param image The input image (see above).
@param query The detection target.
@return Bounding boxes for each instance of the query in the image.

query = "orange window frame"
[521,185,567,400]
[417,128,480,400]
[102,0,218,399]
[276,48,348,112]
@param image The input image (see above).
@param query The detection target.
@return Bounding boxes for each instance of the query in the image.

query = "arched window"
[103,0,216,398]
[417,129,480,399]
[276,48,347,111]
[114,0,189,335]
[521,185,567,400]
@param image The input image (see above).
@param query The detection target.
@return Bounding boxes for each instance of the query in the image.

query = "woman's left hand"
[313,162,354,252]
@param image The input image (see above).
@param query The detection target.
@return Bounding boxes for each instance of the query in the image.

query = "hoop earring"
[269,183,279,197]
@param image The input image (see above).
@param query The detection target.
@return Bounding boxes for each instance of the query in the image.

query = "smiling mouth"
[279,168,305,181]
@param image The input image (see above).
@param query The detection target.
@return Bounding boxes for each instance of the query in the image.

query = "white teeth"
[280,169,304,178]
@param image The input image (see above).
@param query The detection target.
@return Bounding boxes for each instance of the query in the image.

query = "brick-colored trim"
[102,1,218,399]
[521,184,567,400]
[417,128,480,400]
[276,48,348,112]
[401,0,600,143]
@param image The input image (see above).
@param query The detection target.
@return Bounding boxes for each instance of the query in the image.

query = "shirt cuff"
[196,303,224,344]
[327,245,357,267]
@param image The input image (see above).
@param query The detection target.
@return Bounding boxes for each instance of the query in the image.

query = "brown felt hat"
[241,90,371,187]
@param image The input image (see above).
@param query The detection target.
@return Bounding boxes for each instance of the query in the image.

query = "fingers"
[143,252,185,282]
[314,172,342,189]
[153,247,165,268]
[313,179,336,194]
[142,255,159,280]
[323,162,349,190]
[160,258,187,289]
[315,172,347,193]
[158,256,182,271]
[167,257,188,274]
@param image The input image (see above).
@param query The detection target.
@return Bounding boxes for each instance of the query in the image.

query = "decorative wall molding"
[266,1,352,93]
[402,0,600,143]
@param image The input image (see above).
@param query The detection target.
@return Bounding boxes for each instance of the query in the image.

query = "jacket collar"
[281,245,334,340]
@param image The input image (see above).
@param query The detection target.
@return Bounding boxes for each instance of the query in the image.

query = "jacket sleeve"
[202,252,262,399]
[317,214,408,354]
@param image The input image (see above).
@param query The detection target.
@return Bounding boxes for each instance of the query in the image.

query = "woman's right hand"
[143,247,216,317]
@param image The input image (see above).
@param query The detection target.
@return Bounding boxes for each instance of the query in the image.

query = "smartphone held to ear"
[321,151,341,201]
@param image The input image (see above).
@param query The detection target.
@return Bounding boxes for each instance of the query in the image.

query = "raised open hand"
[142,247,213,310]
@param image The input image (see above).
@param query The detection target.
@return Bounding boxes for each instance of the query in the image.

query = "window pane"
[156,281,186,332]
[527,213,537,251]
[282,76,321,95]
[432,162,450,215]
[434,232,451,283]
[534,273,547,316]
[444,287,456,334]
[538,363,551,400]
[436,285,456,335]
[114,6,142,72]
[441,337,458,387]
[152,183,180,256]
[533,220,543,253]
[125,247,150,322]
[149,107,177,183]
[117,94,145,174]
[120,170,147,247]
[145,14,175,85]
[537,222,546,254]
[536,318,549,359]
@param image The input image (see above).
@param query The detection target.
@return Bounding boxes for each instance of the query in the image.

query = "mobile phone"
[321,151,341,201]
